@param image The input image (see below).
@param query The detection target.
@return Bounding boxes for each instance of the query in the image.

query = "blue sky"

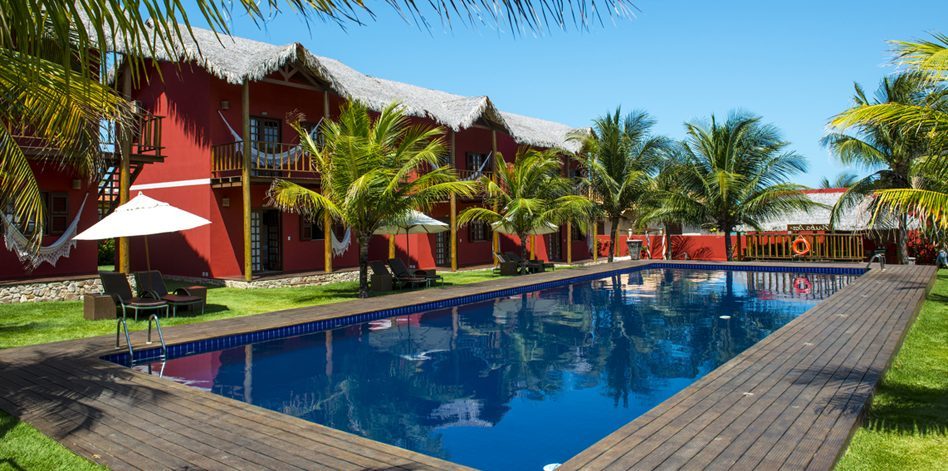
[185,0,945,186]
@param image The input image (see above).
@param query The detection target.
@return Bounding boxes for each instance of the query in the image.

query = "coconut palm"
[458,148,595,267]
[656,113,817,261]
[821,73,935,263]
[1,0,633,249]
[573,109,670,262]
[818,172,860,189]
[831,34,948,230]
[268,102,476,297]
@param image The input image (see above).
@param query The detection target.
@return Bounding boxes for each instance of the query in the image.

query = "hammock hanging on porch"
[430,151,491,180]
[330,226,351,256]
[218,111,322,166]
[2,193,89,269]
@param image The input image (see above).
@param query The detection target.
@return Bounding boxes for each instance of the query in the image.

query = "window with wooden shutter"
[300,216,324,241]
[469,220,491,242]
[46,193,69,235]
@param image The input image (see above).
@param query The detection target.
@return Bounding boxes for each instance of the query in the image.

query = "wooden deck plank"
[0,261,933,471]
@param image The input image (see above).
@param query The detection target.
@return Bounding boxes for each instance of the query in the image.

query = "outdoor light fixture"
[222,197,230,207]
[220,100,230,110]
[71,178,81,190]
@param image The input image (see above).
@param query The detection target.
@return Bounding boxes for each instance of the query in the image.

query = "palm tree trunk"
[609,216,620,263]
[723,226,733,261]
[518,231,529,273]
[358,235,370,298]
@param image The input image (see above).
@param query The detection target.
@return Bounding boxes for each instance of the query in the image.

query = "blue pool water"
[140,268,856,470]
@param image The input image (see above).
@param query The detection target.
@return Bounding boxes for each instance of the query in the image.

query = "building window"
[250,117,281,144]
[469,220,491,242]
[300,216,325,241]
[465,152,491,173]
[571,224,585,241]
[5,192,69,236]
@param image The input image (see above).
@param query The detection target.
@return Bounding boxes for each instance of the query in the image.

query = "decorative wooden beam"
[117,67,132,273]
[566,222,572,264]
[242,80,253,281]
[491,130,499,266]
[450,130,458,272]
[323,90,333,273]
[388,235,396,260]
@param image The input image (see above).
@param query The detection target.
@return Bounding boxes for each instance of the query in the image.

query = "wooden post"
[242,80,252,281]
[117,67,132,273]
[388,234,396,259]
[566,222,572,264]
[450,193,458,272]
[450,130,458,272]
[530,235,536,260]
[491,130,499,266]
[322,91,333,272]
[592,220,598,261]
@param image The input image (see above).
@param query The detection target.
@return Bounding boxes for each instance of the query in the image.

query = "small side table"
[183,285,207,303]
[83,294,116,320]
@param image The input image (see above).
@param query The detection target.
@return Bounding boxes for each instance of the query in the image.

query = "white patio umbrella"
[490,221,558,260]
[74,192,211,270]
[374,210,449,263]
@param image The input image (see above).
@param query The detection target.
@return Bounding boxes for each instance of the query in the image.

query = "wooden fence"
[743,232,864,262]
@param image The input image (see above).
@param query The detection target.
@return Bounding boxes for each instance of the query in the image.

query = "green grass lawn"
[0,268,500,349]
[836,269,948,471]
[0,411,105,470]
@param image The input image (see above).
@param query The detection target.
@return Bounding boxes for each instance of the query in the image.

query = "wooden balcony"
[743,232,865,262]
[211,141,320,187]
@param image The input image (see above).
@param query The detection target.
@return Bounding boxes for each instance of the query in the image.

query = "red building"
[0,27,595,282]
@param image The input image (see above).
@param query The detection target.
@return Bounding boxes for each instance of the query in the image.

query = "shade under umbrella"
[374,210,449,264]
[74,192,211,269]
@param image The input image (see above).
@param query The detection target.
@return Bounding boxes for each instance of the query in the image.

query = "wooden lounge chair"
[99,272,168,320]
[504,252,549,273]
[388,258,443,286]
[134,270,205,317]
[493,253,521,276]
[370,260,427,289]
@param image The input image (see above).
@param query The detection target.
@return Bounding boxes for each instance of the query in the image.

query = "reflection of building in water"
[746,271,855,301]
[430,399,492,428]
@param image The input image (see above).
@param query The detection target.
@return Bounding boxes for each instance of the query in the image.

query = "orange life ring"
[791,236,811,256]
[793,276,812,294]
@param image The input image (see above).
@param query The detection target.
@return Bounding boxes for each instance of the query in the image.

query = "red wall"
[0,165,98,280]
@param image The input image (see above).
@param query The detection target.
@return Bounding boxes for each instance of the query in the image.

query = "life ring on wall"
[791,236,811,256]
[793,276,812,294]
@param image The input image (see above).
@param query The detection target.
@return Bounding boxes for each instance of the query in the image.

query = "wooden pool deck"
[0,261,936,470]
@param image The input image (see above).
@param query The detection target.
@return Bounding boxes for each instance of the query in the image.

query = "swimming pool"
[119,266,858,470]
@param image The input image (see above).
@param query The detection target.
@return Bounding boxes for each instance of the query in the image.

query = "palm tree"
[657,113,817,261]
[818,172,860,189]
[268,102,476,297]
[822,73,934,263]
[1,0,633,249]
[458,148,595,267]
[573,109,670,262]
[831,34,948,230]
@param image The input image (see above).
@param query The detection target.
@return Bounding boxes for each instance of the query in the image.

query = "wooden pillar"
[388,234,396,259]
[241,80,252,281]
[592,220,598,261]
[450,193,458,271]
[491,130,499,265]
[566,222,572,264]
[323,90,333,273]
[450,130,458,272]
[530,235,536,260]
[117,67,132,273]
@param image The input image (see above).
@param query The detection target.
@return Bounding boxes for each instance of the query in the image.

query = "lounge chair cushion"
[163,294,203,304]
[127,297,168,307]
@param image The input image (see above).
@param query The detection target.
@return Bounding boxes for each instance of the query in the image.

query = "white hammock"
[2,193,89,269]
[463,152,492,180]
[331,226,351,256]
[218,111,322,167]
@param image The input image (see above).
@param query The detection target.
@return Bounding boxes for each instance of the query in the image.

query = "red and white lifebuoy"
[793,276,812,294]
[791,236,811,256]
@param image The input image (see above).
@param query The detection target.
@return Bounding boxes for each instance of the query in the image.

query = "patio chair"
[388,258,443,286]
[134,270,205,317]
[504,252,547,273]
[99,272,168,321]
[370,260,427,289]
[493,253,521,276]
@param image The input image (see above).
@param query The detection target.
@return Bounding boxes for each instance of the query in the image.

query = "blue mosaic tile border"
[102,263,866,366]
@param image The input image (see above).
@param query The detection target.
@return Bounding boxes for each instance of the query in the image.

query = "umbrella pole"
[144,235,151,271]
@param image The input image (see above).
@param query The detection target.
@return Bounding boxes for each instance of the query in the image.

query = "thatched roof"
[127,25,582,148]
[743,189,906,232]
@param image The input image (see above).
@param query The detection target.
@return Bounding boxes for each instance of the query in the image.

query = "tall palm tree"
[822,73,934,263]
[818,172,860,189]
[656,113,816,261]
[458,148,595,266]
[831,34,948,230]
[1,0,633,249]
[573,109,670,262]
[268,102,476,297]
